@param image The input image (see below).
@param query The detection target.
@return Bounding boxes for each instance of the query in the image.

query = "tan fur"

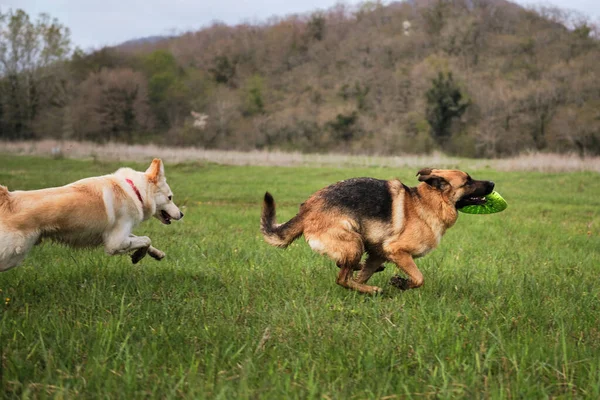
[261,169,494,294]
[146,159,162,183]
[0,185,13,212]
[0,158,183,272]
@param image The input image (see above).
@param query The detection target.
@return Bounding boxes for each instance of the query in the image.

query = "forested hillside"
[1,0,599,157]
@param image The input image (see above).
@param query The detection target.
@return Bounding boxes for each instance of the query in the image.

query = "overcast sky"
[1,0,598,50]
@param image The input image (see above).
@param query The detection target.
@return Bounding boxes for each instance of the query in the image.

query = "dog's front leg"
[388,251,424,290]
[105,231,152,257]
[130,246,148,264]
[147,246,165,260]
[131,245,165,264]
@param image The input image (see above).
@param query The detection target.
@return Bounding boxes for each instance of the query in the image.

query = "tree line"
[1,0,599,157]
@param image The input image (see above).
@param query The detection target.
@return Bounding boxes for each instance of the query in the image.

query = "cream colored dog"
[0,158,183,272]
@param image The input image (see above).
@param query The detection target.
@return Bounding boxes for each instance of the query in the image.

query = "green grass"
[1,155,599,399]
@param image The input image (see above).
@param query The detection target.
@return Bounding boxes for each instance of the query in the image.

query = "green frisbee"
[458,191,507,214]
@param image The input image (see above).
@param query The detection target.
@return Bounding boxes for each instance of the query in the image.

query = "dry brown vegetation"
[1,1,599,158]
[2,139,599,172]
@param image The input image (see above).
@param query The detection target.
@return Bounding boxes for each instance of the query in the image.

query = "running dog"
[0,158,183,271]
[261,168,494,294]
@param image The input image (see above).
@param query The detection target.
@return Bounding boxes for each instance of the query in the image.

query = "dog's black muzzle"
[456,180,495,209]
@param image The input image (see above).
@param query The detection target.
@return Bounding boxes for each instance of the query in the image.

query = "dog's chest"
[413,228,443,258]
[413,244,435,259]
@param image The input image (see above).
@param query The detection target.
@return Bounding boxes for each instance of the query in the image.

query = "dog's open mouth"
[456,180,495,209]
[456,195,487,209]
[159,210,172,225]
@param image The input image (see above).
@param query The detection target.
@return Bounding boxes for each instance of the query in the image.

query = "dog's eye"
[168,195,173,201]
[461,177,474,188]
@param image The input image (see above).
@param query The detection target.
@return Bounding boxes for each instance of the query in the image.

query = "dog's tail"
[261,192,304,248]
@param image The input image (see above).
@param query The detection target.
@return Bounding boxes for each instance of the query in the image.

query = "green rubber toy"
[458,191,508,214]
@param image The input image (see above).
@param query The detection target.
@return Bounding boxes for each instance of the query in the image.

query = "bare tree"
[0,8,71,139]
[71,68,153,142]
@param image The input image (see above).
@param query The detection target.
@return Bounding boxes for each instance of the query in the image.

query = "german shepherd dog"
[261,168,494,294]
[0,159,183,272]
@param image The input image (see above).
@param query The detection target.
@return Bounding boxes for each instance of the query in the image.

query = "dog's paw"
[371,286,384,295]
[131,248,147,264]
[148,247,165,261]
[390,275,411,290]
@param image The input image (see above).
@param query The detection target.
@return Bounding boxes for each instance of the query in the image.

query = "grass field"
[1,155,599,399]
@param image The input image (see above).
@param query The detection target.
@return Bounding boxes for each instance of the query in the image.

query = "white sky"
[1,0,598,51]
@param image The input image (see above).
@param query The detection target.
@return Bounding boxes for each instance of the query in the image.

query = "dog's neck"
[415,184,458,228]
[125,179,144,206]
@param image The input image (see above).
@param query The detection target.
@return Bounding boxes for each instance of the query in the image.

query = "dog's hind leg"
[305,221,382,294]
[0,232,39,272]
[336,262,384,295]
[354,254,386,285]
[337,263,362,271]
[339,261,384,272]
[330,234,382,295]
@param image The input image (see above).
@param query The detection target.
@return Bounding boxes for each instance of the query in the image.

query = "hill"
[117,35,173,49]
[1,0,599,157]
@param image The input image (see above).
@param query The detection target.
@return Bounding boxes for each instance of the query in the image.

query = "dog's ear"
[416,168,448,190]
[145,158,164,183]
[416,168,433,177]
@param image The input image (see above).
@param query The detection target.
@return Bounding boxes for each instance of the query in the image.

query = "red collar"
[125,179,144,206]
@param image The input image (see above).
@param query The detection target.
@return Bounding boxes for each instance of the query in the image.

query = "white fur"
[0,159,182,272]
[308,239,326,253]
